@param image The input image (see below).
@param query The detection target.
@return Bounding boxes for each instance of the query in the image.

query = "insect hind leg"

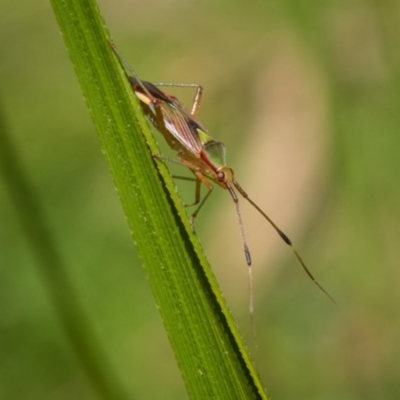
[153,82,203,116]
[171,176,202,208]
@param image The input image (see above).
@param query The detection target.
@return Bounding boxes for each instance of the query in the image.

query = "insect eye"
[217,171,225,182]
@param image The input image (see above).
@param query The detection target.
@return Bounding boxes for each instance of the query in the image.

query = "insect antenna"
[233,180,335,304]
[226,185,257,343]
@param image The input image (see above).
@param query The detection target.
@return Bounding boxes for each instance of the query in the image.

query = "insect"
[110,42,335,324]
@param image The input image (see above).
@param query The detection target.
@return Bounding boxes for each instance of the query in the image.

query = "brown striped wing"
[134,79,209,157]
[157,98,205,156]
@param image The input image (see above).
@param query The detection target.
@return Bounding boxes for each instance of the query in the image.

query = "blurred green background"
[1,0,399,399]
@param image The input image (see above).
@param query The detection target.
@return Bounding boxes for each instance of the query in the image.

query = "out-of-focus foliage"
[0,1,399,399]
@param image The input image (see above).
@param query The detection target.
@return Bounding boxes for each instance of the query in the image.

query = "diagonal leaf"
[50,0,269,397]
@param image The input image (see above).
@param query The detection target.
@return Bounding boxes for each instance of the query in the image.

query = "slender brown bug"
[110,42,335,330]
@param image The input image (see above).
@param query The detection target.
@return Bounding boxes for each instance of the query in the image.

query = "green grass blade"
[50,0,269,397]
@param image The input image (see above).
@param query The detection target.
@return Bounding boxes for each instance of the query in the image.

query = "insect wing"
[130,77,205,156]
[158,100,205,156]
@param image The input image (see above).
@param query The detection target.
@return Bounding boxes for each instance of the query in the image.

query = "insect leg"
[174,176,202,208]
[190,84,203,116]
[186,172,214,231]
[153,82,203,117]
[110,42,142,85]
[170,175,202,208]
[171,175,197,182]
[110,42,163,108]
[152,154,200,205]
[153,154,212,231]
[152,153,185,165]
